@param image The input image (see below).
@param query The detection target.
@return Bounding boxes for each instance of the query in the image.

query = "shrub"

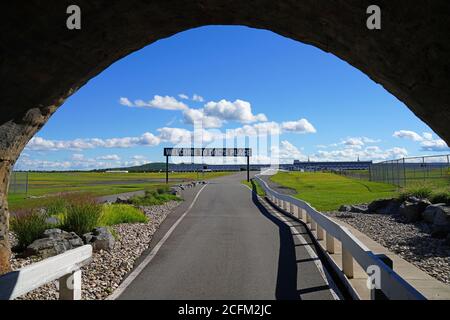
[130,189,181,206]
[61,195,102,235]
[430,191,450,204]
[99,204,148,226]
[156,186,169,195]
[10,210,50,250]
[46,197,68,217]
[399,186,433,202]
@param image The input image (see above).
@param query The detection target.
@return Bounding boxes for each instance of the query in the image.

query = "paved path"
[117,173,337,300]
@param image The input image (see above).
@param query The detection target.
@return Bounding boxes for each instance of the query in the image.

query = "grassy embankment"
[8,171,231,210]
[242,179,266,197]
[270,172,398,212]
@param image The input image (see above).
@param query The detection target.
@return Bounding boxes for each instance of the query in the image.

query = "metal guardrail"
[254,175,426,300]
[0,245,92,300]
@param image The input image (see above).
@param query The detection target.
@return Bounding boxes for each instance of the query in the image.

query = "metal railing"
[254,175,426,300]
[0,245,92,300]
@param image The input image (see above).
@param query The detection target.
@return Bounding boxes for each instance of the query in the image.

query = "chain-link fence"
[333,169,371,181]
[370,154,450,188]
[9,171,29,194]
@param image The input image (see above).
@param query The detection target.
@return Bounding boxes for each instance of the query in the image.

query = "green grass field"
[270,172,398,211]
[8,171,232,210]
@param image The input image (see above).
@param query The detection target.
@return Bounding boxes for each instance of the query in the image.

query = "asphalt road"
[117,172,336,300]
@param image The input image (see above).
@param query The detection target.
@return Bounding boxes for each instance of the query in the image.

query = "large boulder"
[368,199,401,214]
[445,234,450,247]
[431,206,450,239]
[83,227,115,252]
[349,204,369,214]
[24,229,84,258]
[338,205,351,212]
[116,196,131,204]
[399,202,422,222]
[45,216,60,225]
[422,204,447,223]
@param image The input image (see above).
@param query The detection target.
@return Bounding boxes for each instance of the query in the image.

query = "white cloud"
[121,95,188,111]
[119,97,133,107]
[97,154,121,161]
[15,158,74,170]
[204,99,268,124]
[319,136,381,150]
[192,94,204,102]
[393,130,449,152]
[422,132,433,140]
[393,130,424,142]
[421,139,450,152]
[275,141,306,162]
[342,137,365,148]
[26,133,161,151]
[311,146,408,162]
[281,119,317,134]
[225,121,282,138]
[71,154,85,161]
[158,127,192,145]
[182,108,223,128]
[178,94,189,100]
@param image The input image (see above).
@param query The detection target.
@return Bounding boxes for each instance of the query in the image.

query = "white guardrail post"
[326,232,335,254]
[254,175,426,300]
[0,245,92,300]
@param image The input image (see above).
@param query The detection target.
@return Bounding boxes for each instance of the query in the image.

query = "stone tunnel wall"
[0,0,449,273]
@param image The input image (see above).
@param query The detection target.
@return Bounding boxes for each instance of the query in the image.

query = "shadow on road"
[249,182,301,300]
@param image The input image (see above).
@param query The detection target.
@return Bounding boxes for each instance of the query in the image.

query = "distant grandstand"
[111,160,372,173]
[166,163,276,172]
[163,160,371,172]
[292,160,372,171]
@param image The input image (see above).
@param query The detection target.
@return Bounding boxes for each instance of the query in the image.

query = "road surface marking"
[107,184,208,300]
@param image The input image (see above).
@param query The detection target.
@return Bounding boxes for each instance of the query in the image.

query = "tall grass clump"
[130,189,180,206]
[61,194,102,235]
[399,186,433,202]
[46,197,68,216]
[429,190,450,204]
[10,210,50,250]
[99,204,148,226]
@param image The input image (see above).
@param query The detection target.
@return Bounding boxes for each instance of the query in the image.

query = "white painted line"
[107,184,208,300]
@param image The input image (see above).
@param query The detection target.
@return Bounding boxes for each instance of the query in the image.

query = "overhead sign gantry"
[163,148,252,183]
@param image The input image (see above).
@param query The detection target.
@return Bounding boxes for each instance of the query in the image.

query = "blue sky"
[16,26,449,170]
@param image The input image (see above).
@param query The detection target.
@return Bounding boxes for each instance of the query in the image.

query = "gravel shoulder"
[326,211,450,285]
[9,200,182,300]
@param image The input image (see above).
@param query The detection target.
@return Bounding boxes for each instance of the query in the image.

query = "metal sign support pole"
[247,155,250,182]
[166,155,169,184]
